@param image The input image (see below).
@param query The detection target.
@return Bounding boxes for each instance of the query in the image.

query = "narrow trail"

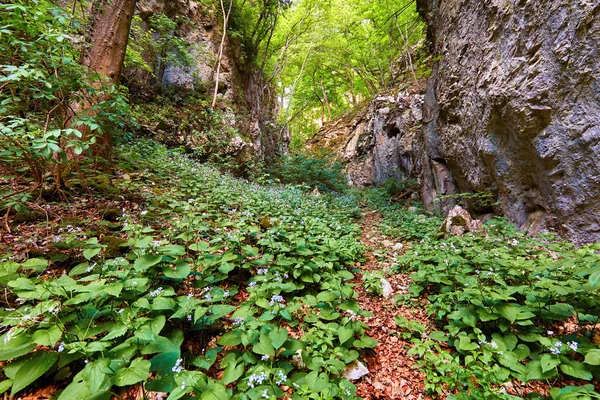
[354,210,432,400]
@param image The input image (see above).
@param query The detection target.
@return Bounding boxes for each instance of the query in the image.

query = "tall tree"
[74,0,137,159]
[82,0,137,83]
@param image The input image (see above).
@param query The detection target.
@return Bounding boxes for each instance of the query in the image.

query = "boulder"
[440,205,484,236]
[343,360,369,381]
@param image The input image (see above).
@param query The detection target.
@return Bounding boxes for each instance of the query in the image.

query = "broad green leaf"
[11,351,58,395]
[21,258,48,272]
[584,349,600,365]
[114,358,151,386]
[589,268,600,287]
[496,304,518,323]
[200,381,228,400]
[540,354,560,373]
[32,325,62,346]
[252,334,275,356]
[83,248,102,261]
[269,327,289,349]
[163,262,191,279]
[0,334,36,361]
[134,254,163,272]
[0,380,13,395]
[429,331,448,342]
[338,326,354,345]
[560,361,592,380]
[217,331,242,347]
[158,245,186,256]
[222,362,244,385]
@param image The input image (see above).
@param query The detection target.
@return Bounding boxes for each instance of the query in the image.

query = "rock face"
[306,92,424,187]
[417,0,600,243]
[128,0,287,161]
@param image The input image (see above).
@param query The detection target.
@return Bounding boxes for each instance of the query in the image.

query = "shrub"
[269,152,347,192]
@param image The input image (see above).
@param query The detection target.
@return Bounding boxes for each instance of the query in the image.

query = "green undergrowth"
[368,191,600,399]
[0,139,373,399]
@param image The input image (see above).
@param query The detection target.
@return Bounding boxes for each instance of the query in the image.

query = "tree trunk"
[78,0,137,159]
[82,0,137,82]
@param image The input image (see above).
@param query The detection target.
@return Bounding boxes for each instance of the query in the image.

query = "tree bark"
[76,0,137,159]
[82,0,137,82]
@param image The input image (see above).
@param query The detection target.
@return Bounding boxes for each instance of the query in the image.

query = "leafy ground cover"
[367,191,600,399]
[0,139,374,399]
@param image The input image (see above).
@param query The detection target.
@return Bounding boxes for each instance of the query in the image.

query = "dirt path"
[354,210,432,400]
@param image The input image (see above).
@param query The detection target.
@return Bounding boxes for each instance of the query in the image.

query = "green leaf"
[32,325,62,346]
[560,361,592,380]
[338,326,354,345]
[200,381,229,400]
[134,254,163,272]
[252,334,275,356]
[11,351,58,395]
[589,268,600,287]
[269,327,289,349]
[496,304,518,323]
[158,245,186,256]
[352,335,377,349]
[584,349,600,365]
[217,331,242,347]
[0,334,36,361]
[163,262,191,279]
[0,380,13,395]
[114,358,151,386]
[429,331,448,342]
[222,362,244,385]
[21,258,48,272]
[457,335,479,351]
[83,248,102,261]
[540,354,560,373]
[525,360,558,381]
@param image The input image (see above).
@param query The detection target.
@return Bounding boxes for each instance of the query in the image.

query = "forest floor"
[2,141,600,400]
[354,210,431,400]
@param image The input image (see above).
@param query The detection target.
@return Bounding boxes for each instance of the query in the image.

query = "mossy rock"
[99,207,122,222]
[13,210,46,224]
[89,174,117,195]
[59,217,82,227]
[100,236,129,257]
[107,222,124,232]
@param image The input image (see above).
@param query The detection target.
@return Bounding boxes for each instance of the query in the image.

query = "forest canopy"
[262,0,424,146]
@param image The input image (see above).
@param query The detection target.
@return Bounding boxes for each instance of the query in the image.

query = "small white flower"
[547,330,554,336]
[57,342,65,352]
[172,358,184,373]
[181,381,186,390]
[223,290,229,298]
[248,282,257,288]
[567,341,578,351]
[490,341,498,349]
[262,389,269,399]
[261,354,270,361]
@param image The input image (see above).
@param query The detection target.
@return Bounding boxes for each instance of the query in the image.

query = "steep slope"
[417,0,600,243]
[126,0,288,165]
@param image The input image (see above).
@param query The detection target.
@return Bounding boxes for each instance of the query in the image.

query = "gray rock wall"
[131,0,288,161]
[417,0,600,243]
[306,92,424,188]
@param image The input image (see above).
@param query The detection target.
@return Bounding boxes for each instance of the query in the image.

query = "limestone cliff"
[125,0,287,164]
[314,0,600,244]
[417,0,600,243]
[306,91,424,188]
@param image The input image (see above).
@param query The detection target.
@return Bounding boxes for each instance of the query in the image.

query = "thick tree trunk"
[78,0,137,159]
[82,0,137,82]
